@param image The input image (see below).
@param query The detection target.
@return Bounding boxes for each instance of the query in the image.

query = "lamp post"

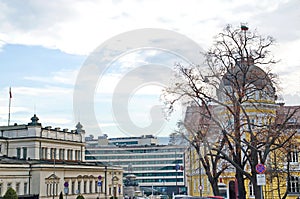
[198,143,202,197]
[64,182,69,199]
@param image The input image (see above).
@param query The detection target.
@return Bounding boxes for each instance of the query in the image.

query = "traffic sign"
[64,182,69,187]
[97,181,102,186]
[98,175,102,180]
[256,163,266,174]
[64,187,69,194]
[256,174,266,185]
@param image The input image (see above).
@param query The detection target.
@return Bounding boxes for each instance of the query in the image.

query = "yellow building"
[184,59,300,199]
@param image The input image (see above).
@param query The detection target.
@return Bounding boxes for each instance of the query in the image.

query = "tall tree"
[163,24,300,199]
[176,103,229,196]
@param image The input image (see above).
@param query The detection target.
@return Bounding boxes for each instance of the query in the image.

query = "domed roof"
[219,58,275,100]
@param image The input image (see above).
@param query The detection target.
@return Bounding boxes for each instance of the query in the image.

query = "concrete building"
[85,135,187,196]
[0,115,123,199]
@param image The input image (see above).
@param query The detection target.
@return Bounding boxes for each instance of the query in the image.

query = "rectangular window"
[288,176,300,193]
[289,151,299,163]
[89,181,93,193]
[78,181,81,194]
[95,181,98,193]
[74,150,78,160]
[75,150,81,161]
[68,150,73,160]
[72,181,75,194]
[50,148,54,159]
[0,183,2,196]
[59,149,65,160]
[67,150,73,160]
[17,148,21,159]
[42,147,48,159]
[83,181,87,193]
[77,150,81,160]
[23,147,27,159]
[53,148,57,160]
[24,182,28,195]
[41,147,45,159]
[55,183,58,196]
[16,183,20,194]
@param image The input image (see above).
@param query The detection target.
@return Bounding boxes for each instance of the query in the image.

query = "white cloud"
[0,0,296,55]
[14,86,72,96]
[24,69,79,85]
[39,116,72,126]
[0,0,300,135]
[0,106,29,115]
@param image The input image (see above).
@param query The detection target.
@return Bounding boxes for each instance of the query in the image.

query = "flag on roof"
[241,24,249,31]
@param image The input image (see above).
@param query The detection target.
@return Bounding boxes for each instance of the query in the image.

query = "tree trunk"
[236,171,246,199]
[211,179,220,196]
[234,103,246,199]
[207,174,220,196]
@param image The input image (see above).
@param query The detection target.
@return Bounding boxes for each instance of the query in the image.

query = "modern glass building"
[85,135,187,196]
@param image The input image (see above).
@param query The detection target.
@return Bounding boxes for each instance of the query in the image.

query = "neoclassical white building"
[0,115,123,199]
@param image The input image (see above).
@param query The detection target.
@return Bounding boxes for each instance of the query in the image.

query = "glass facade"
[85,137,187,196]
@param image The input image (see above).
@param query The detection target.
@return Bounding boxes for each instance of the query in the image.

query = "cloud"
[1,0,296,56]
[24,69,78,85]
[0,106,29,115]
[14,86,72,96]
[0,0,299,135]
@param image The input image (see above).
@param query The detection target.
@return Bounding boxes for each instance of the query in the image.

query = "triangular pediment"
[45,173,60,181]
[112,176,119,181]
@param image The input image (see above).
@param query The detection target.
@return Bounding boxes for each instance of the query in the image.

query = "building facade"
[183,59,300,199]
[85,135,187,196]
[0,115,123,199]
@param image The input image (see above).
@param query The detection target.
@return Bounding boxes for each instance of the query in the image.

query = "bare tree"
[163,24,300,199]
[176,103,229,196]
[265,105,300,199]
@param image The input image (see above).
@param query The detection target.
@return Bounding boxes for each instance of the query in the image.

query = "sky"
[0,0,299,138]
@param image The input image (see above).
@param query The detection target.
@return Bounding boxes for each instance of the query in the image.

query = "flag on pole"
[241,23,249,31]
[9,87,12,98]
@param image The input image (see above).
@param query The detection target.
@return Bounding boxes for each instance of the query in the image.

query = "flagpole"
[8,87,12,126]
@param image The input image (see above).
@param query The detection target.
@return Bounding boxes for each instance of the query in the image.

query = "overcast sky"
[0,0,299,138]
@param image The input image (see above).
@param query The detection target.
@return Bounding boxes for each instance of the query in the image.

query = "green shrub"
[3,187,18,199]
[110,196,118,199]
[76,195,85,199]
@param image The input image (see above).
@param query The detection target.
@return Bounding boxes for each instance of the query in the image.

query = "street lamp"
[198,143,203,197]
